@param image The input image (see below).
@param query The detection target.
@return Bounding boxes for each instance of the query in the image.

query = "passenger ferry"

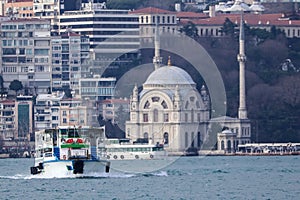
[30,126,110,177]
[99,138,167,160]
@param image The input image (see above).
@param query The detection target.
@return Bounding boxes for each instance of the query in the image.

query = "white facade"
[0,19,51,94]
[126,63,210,154]
[58,4,140,67]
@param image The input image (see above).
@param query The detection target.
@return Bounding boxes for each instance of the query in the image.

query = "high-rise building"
[51,31,90,94]
[58,2,140,74]
[0,19,51,95]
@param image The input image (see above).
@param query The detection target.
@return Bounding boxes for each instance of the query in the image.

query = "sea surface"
[0,156,299,200]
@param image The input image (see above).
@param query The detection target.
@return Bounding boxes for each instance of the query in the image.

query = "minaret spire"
[237,13,247,119]
[153,22,162,70]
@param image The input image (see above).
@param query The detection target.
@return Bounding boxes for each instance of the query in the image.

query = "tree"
[0,75,6,97]
[179,21,198,38]
[106,0,144,10]
[9,80,23,96]
[219,18,237,37]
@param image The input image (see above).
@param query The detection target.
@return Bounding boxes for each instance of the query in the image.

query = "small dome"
[144,65,195,86]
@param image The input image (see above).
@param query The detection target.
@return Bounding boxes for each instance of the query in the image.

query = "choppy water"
[0,156,299,199]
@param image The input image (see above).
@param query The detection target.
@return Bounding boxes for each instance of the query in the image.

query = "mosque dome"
[144,65,195,86]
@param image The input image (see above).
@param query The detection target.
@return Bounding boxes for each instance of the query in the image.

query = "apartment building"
[58,2,140,73]
[2,0,33,18]
[0,19,51,95]
[51,31,90,94]
[79,76,116,101]
[34,92,63,131]
[0,95,33,141]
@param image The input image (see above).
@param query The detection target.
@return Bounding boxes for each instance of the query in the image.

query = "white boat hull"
[31,159,110,177]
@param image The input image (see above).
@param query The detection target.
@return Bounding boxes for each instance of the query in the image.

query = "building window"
[185,132,189,148]
[221,140,224,150]
[143,113,148,122]
[63,118,67,123]
[144,100,150,109]
[191,132,194,147]
[161,100,168,109]
[197,132,201,148]
[163,132,169,144]
[62,111,67,116]
[153,109,158,122]
[144,132,148,139]
[185,113,188,122]
[191,109,194,122]
[163,113,169,122]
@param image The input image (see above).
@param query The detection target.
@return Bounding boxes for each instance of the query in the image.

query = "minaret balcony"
[237,54,247,62]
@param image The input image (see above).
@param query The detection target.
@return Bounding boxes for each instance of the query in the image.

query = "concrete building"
[34,92,64,131]
[101,98,130,124]
[51,31,90,94]
[130,7,178,44]
[2,0,33,19]
[0,95,33,141]
[79,76,116,101]
[60,98,89,127]
[58,2,140,74]
[0,19,51,95]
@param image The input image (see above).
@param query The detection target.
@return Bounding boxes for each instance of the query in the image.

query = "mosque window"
[197,132,201,148]
[152,96,160,102]
[153,109,158,122]
[191,109,194,122]
[161,100,168,109]
[191,132,195,147]
[143,113,148,122]
[163,132,169,144]
[185,113,188,122]
[197,113,200,122]
[185,132,189,148]
[164,113,169,122]
[144,100,150,109]
[144,132,148,139]
[185,101,189,109]
[190,96,195,102]
[227,140,231,152]
[221,140,224,150]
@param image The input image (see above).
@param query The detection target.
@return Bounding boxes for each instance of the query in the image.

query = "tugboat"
[30,126,110,177]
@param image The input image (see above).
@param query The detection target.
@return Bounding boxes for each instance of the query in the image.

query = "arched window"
[153,109,158,122]
[221,140,225,150]
[185,132,189,148]
[144,132,148,139]
[227,140,231,152]
[197,132,201,148]
[163,132,168,144]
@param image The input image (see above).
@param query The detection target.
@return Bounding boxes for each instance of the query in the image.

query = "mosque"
[125,17,251,155]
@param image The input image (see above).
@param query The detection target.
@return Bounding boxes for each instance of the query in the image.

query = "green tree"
[0,75,6,97]
[219,18,237,37]
[106,0,143,10]
[9,80,23,96]
[179,21,199,38]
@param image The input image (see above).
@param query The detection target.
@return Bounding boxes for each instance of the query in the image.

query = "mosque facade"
[125,16,251,154]
[125,59,210,154]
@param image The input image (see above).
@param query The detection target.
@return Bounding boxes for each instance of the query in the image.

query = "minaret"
[153,23,162,70]
[237,14,247,119]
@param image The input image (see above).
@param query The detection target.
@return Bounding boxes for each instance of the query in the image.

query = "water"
[0,156,299,199]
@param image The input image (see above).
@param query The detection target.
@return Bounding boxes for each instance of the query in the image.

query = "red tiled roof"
[181,13,300,27]
[130,7,174,14]
[176,12,207,19]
